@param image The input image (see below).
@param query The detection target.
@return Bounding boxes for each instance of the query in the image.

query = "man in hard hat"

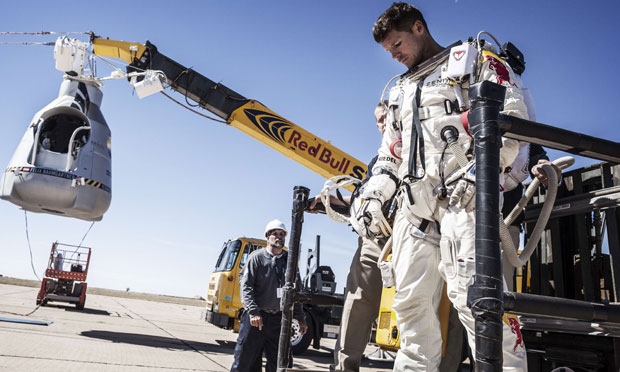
[353,3,529,370]
[231,219,307,372]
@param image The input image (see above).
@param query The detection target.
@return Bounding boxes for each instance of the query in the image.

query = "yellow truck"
[205,237,264,331]
[205,237,343,355]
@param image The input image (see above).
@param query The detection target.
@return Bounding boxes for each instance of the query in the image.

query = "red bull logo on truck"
[286,130,358,175]
[244,108,365,180]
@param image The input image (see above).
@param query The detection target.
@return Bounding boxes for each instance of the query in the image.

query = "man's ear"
[412,20,424,34]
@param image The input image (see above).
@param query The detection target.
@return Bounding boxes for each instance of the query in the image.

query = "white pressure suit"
[357,42,529,371]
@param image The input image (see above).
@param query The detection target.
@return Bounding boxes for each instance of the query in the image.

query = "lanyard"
[273,255,286,287]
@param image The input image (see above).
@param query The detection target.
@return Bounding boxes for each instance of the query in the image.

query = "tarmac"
[0,282,394,371]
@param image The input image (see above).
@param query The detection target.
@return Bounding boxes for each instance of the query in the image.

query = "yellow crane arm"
[91,37,367,189]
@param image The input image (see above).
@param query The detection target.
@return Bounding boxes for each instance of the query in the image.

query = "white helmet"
[265,219,288,237]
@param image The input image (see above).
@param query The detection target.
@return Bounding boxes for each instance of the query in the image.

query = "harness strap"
[418,218,430,233]
[405,81,425,183]
[335,188,346,206]
[374,168,401,187]
[404,183,415,205]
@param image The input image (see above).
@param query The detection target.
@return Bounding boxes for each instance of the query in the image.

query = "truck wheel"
[76,295,86,310]
[291,315,313,356]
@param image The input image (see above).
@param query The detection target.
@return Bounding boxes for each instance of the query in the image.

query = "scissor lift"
[36,242,91,310]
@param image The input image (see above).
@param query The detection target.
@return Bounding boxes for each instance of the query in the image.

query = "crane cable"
[0,31,91,46]
[67,221,96,262]
[24,211,41,282]
[91,52,226,124]
[0,31,91,35]
[1,211,46,317]
[0,41,54,46]
[160,91,228,124]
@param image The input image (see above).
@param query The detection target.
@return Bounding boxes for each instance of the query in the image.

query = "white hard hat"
[265,219,288,237]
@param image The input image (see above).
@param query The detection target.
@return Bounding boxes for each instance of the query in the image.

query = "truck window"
[214,240,242,272]
[214,242,227,269]
[239,243,264,270]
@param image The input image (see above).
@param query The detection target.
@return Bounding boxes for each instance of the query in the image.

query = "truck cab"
[206,237,265,331]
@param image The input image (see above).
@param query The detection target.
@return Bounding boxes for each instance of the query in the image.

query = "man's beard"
[270,238,284,249]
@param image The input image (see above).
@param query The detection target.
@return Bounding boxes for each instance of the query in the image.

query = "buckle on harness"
[443,99,461,115]
[444,99,460,115]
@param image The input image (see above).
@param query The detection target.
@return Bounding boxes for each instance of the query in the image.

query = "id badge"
[277,287,283,298]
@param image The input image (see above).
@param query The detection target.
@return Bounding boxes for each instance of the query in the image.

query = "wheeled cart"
[36,242,91,310]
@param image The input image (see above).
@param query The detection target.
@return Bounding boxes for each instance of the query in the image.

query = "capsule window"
[39,114,89,154]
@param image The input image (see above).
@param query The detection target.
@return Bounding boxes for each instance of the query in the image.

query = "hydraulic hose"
[500,156,574,267]
[449,142,469,168]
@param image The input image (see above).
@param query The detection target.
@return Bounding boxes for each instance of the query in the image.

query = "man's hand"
[445,161,476,212]
[299,321,308,335]
[307,194,350,214]
[448,179,476,212]
[531,159,562,187]
[307,194,324,213]
[250,314,263,330]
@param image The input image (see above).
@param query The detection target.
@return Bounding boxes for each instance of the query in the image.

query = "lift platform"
[36,242,91,310]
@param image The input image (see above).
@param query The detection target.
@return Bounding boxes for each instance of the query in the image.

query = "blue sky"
[1,0,619,297]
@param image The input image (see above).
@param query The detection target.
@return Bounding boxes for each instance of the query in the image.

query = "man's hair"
[373,2,428,43]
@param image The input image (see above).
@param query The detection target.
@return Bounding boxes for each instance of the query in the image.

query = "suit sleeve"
[361,92,401,202]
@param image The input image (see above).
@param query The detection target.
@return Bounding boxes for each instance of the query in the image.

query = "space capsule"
[1,79,112,221]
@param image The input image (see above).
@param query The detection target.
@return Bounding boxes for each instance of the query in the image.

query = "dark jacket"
[240,248,305,321]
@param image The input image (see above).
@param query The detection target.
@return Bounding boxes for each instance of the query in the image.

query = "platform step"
[45,294,80,303]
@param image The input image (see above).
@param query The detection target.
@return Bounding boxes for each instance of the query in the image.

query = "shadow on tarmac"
[41,303,111,316]
[66,308,111,316]
[81,330,234,354]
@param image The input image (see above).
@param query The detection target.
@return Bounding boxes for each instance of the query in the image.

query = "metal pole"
[316,235,320,267]
[498,114,620,163]
[468,81,506,372]
[276,186,309,371]
[504,291,620,323]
